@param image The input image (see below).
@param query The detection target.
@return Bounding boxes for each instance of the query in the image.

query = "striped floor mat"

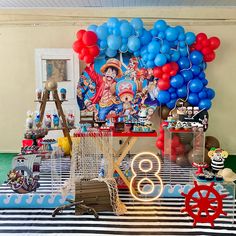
[0,157,235,235]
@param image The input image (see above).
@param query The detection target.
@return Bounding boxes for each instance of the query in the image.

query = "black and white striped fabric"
[0,157,235,235]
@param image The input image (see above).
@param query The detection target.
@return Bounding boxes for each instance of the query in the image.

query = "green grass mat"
[0,153,16,185]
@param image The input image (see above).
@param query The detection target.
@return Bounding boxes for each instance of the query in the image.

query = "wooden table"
[74,131,157,193]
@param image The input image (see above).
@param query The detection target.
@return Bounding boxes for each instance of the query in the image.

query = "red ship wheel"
[181,181,227,227]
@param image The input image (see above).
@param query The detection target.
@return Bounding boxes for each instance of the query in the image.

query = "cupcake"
[205,174,214,181]
[60,88,67,100]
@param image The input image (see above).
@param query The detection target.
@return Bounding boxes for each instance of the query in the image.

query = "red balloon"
[82,31,98,46]
[204,51,216,62]
[175,144,185,155]
[195,43,203,51]
[72,40,81,53]
[201,47,213,56]
[80,47,89,58]
[162,73,170,81]
[202,39,210,47]
[162,63,172,73]
[170,62,179,71]
[209,37,221,50]
[84,54,94,64]
[153,67,163,78]
[78,53,84,60]
[76,30,86,41]
[158,79,170,90]
[158,132,164,140]
[196,33,207,42]
[88,45,100,57]
[156,139,164,150]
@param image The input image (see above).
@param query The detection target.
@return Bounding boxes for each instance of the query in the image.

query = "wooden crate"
[75,180,113,215]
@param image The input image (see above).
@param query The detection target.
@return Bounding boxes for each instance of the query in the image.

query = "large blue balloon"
[178,57,190,70]
[105,48,117,57]
[166,99,177,109]
[185,32,196,45]
[191,65,201,75]
[189,79,204,93]
[171,93,177,99]
[130,18,143,30]
[150,29,158,36]
[170,74,184,88]
[119,44,128,53]
[168,87,175,93]
[146,60,155,68]
[158,91,171,103]
[198,90,207,99]
[88,24,97,32]
[177,86,187,98]
[181,70,193,82]
[165,27,179,41]
[176,25,185,34]
[113,27,121,36]
[190,50,203,65]
[100,40,107,49]
[206,88,215,99]
[148,53,155,60]
[140,29,152,45]
[107,17,120,28]
[199,99,212,110]
[148,40,160,53]
[188,93,199,106]
[107,35,121,50]
[120,22,133,38]
[154,54,167,66]
[154,19,168,32]
[96,25,108,40]
[127,36,141,51]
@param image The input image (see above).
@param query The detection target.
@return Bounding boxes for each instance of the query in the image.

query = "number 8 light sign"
[130,152,163,202]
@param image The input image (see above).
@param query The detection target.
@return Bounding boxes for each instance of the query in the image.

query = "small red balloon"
[196,33,207,42]
[204,51,216,62]
[80,47,89,58]
[209,37,221,50]
[82,31,98,46]
[158,79,170,90]
[201,47,213,56]
[162,73,170,81]
[88,45,100,57]
[153,67,163,78]
[156,139,164,150]
[84,54,94,64]
[72,40,81,53]
[78,53,84,60]
[202,39,210,47]
[170,62,179,71]
[162,63,172,73]
[76,29,86,41]
[195,43,203,51]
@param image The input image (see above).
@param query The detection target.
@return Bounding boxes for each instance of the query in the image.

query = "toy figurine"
[26,111,34,130]
[60,88,67,100]
[35,88,42,100]
[44,114,52,129]
[208,148,228,173]
[67,112,75,128]
[187,106,193,118]
[53,113,60,128]
[34,112,40,127]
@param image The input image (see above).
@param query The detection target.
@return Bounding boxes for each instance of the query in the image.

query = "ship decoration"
[7,153,41,194]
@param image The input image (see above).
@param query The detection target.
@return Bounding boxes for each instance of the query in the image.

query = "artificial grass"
[0,153,16,185]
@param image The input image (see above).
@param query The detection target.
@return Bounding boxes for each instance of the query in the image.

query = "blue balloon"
[170,50,180,62]
[146,60,155,68]
[148,53,155,60]
[178,57,190,70]
[191,65,201,75]
[113,27,121,36]
[179,47,188,57]
[171,93,177,99]
[158,32,165,39]
[165,27,179,41]
[142,53,148,62]
[105,48,117,57]
[154,19,168,32]
[206,88,215,99]
[188,93,199,106]
[199,71,206,79]
[88,24,97,32]
[120,22,133,38]
[122,38,128,44]
[154,54,167,66]
[150,29,158,36]
[198,90,208,99]
[96,25,108,40]
[179,41,186,48]
[140,29,152,45]
[202,78,208,86]
[107,17,120,28]
[199,99,212,110]
[134,50,141,57]
[100,40,107,49]
[127,36,141,51]
[181,70,193,82]
[177,86,187,98]
[185,32,196,45]
[158,91,171,103]
[178,33,186,41]
[199,61,207,71]
[107,35,121,50]
[120,44,128,53]
[168,87,175,93]
[131,18,143,30]
[189,79,204,93]
[166,99,177,109]
[175,25,185,34]
[161,43,170,54]
[170,74,184,88]
[148,40,160,53]
[190,50,203,65]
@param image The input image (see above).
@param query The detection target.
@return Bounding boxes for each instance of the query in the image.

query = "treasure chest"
[75,179,113,215]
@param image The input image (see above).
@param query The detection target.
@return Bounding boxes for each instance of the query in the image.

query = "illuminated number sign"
[130,152,163,202]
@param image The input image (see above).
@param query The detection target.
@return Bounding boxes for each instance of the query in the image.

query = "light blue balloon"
[158,31,165,39]
[107,35,121,50]
[142,53,148,62]
[96,25,108,40]
[199,99,212,110]
[170,74,184,88]
[150,29,158,36]
[122,38,128,44]
[189,79,204,93]
[148,40,160,53]
[188,93,199,106]
[154,54,167,66]
[158,90,171,103]
[134,50,141,57]
[105,48,117,57]
[146,60,155,68]
[154,19,168,32]
[161,43,170,54]
[119,44,128,53]
[136,28,144,36]
[175,25,185,34]
[170,50,180,62]
[148,53,155,60]
[100,40,107,49]
[179,41,186,48]
[107,17,120,28]
[127,36,141,51]
[178,33,186,41]
[113,27,121,36]
[140,46,148,56]
[185,32,196,45]
[165,27,179,41]
[120,22,133,38]
[179,47,188,57]
[88,24,97,32]
[140,29,152,45]
[130,18,143,30]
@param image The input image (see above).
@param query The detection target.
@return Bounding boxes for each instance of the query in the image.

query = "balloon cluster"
[73,30,100,64]
[190,33,220,62]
